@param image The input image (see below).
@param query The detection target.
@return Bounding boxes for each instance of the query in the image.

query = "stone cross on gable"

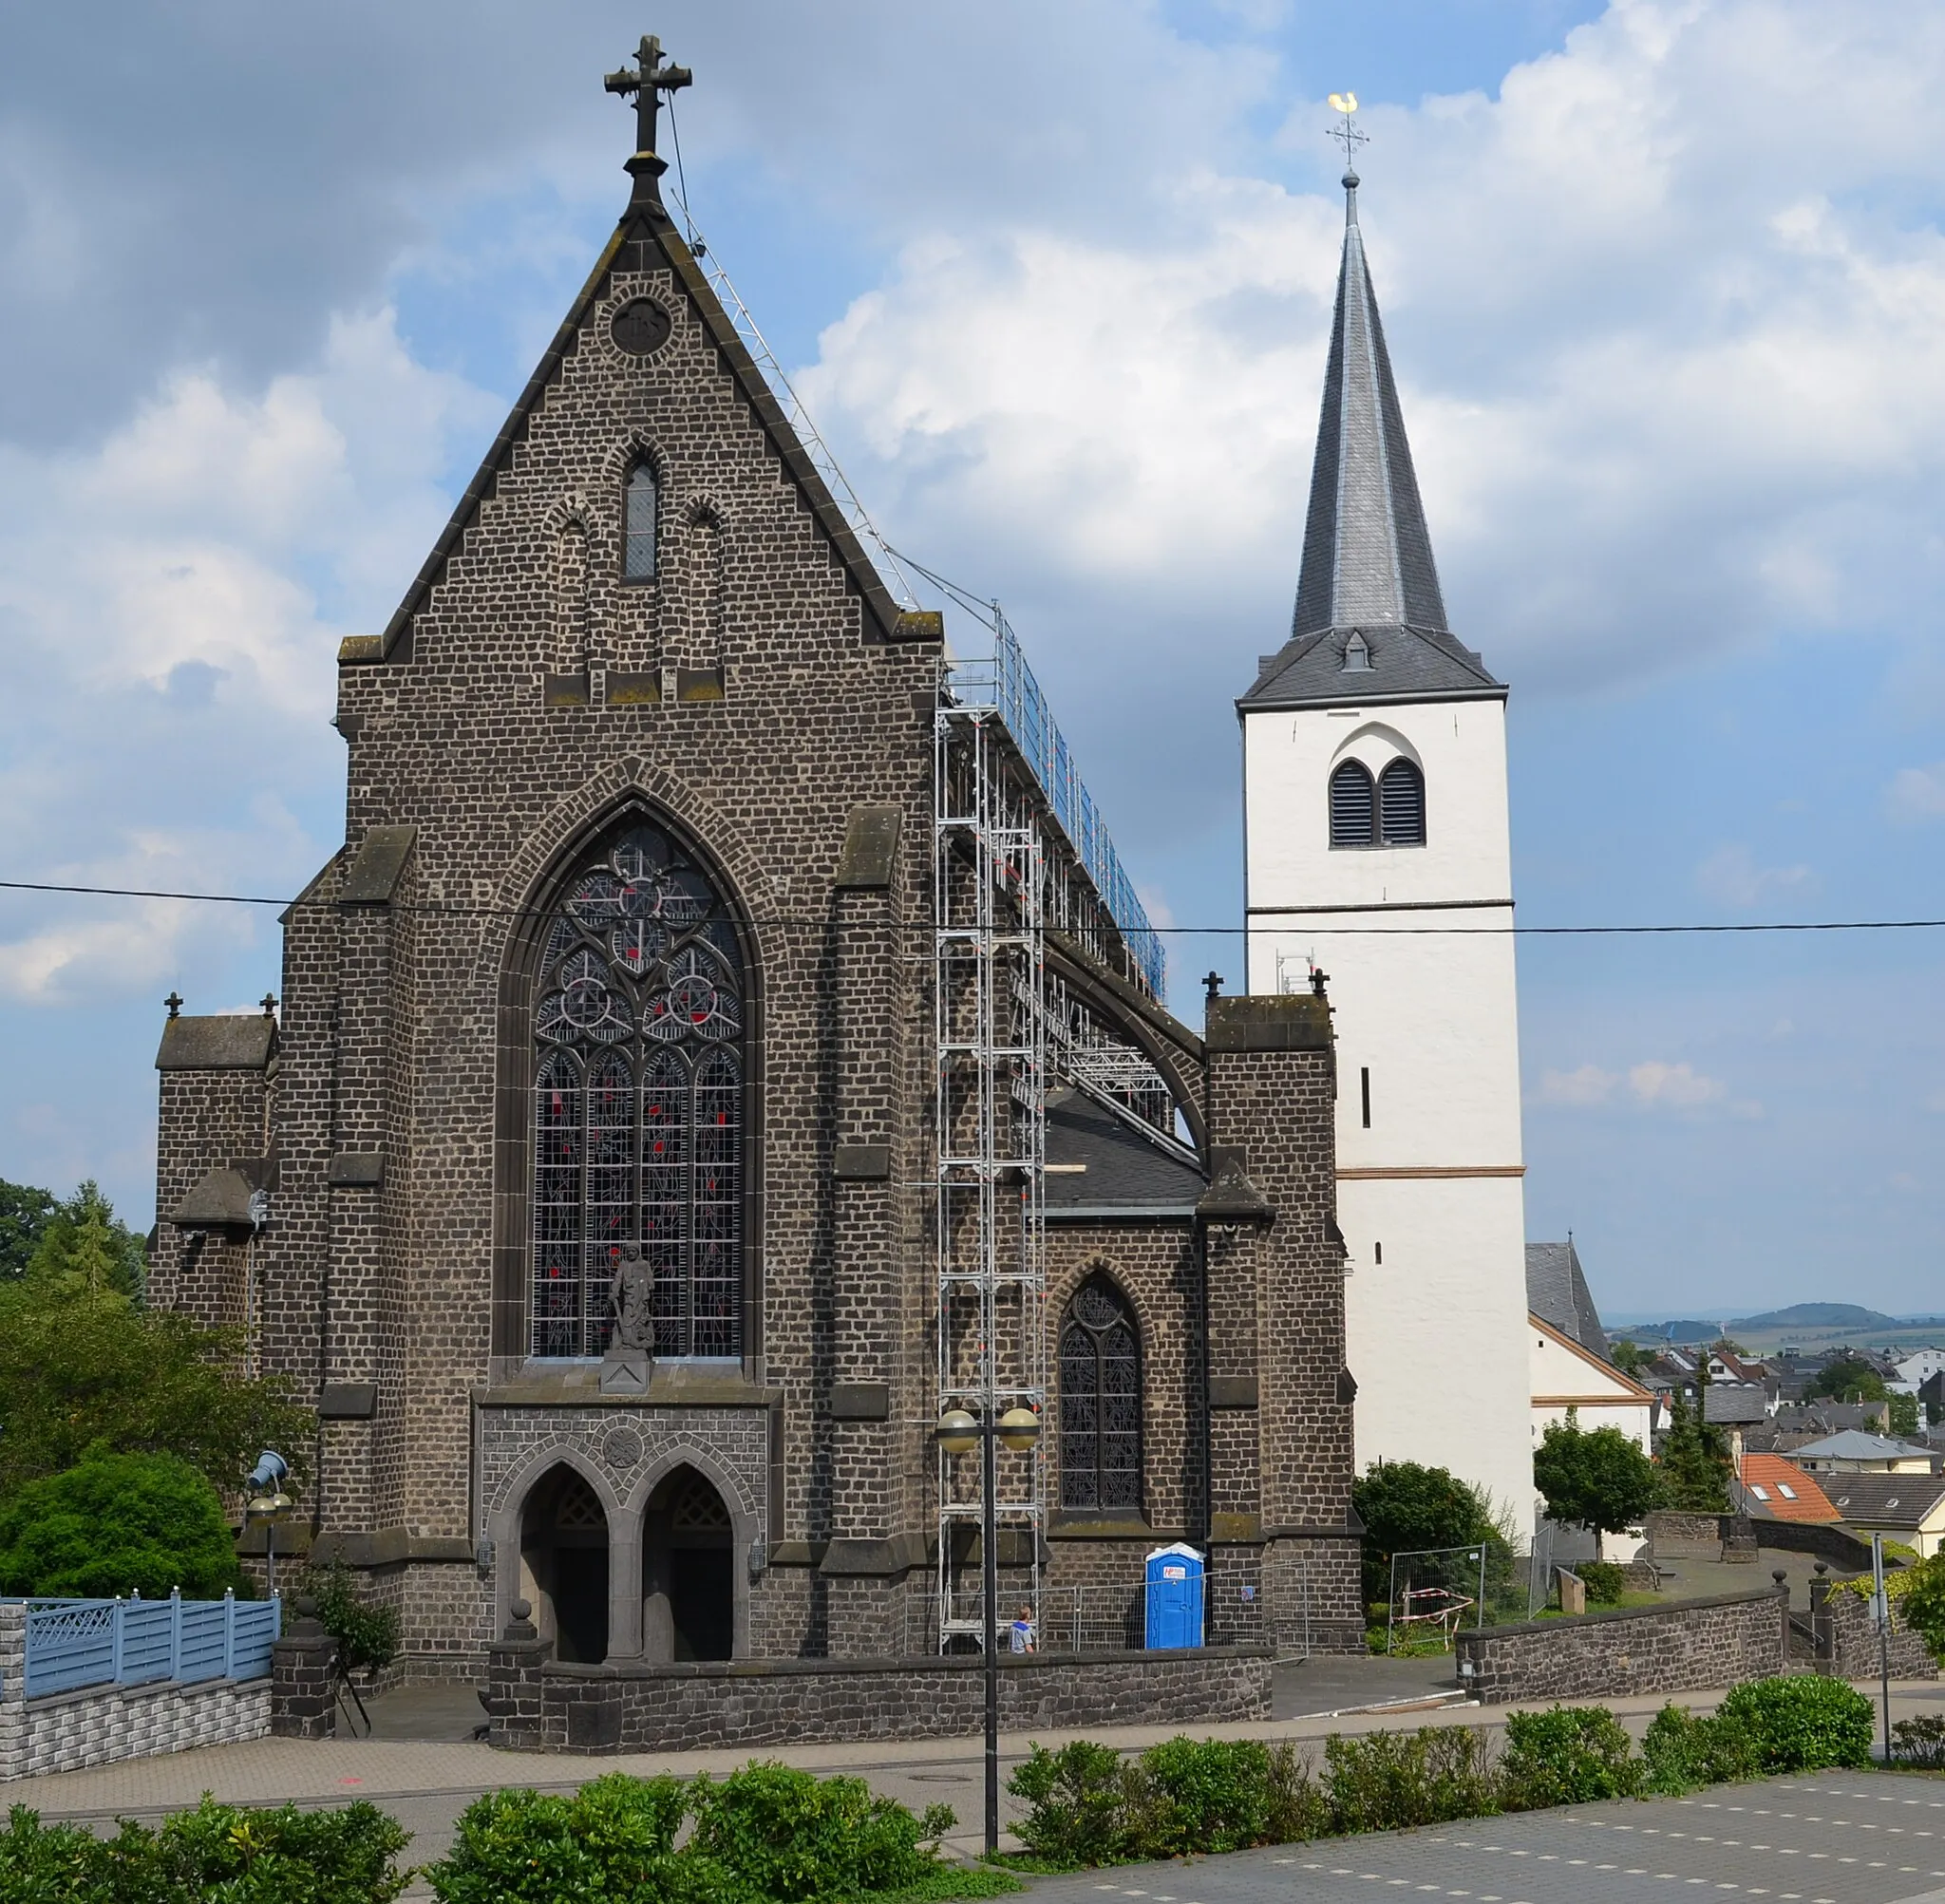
[604,33,692,164]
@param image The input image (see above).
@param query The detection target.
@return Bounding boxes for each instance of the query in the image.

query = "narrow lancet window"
[1060,1278,1142,1511]
[623,462,658,581]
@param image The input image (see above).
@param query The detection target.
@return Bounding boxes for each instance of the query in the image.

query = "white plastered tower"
[1237,165,1533,1529]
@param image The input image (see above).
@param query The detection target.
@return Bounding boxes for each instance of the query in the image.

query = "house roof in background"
[1704,1387,1770,1425]
[1792,1431,1934,1463]
[1739,1454,1841,1524]
[1823,1471,1945,1529]
[1526,1240,1610,1363]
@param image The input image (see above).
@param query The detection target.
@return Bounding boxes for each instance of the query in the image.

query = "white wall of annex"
[1339,1174,1534,1535]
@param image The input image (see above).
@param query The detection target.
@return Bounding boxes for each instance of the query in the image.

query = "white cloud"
[1888,764,1945,821]
[1541,1064,1617,1105]
[1693,843,1813,911]
[0,308,495,1005]
[1627,1060,1725,1108]
[1540,1058,1731,1111]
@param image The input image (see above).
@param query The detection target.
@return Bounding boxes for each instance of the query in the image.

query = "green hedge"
[1007,1675,1882,1870]
[0,1797,410,1901]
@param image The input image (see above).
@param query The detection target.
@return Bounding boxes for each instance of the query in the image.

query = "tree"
[1889,1392,1921,1438]
[1534,1410,1657,1551]
[1807,1353,1888,1404]
[0,1273,312,1502]
[0,1449,244,1599]
[1711,1338,1748,1358]
[1351,1460,1501,1609]
[0,1176,58,1279]
[1656,1388,1731,1512]
[1611,1339,1645,1375]
[25,1179,147,1301]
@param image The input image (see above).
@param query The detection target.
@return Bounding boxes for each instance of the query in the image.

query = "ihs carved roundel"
[602,1428,644,1470]
[611,297,672,357]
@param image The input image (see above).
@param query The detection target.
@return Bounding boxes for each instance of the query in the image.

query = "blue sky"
[2,1,1942,1319]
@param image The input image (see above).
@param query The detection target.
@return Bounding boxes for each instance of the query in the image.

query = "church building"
[1239,161,1534,1524]
[147,41,1367,1692]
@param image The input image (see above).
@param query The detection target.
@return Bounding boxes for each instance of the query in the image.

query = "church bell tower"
[1237,158,1533,1529]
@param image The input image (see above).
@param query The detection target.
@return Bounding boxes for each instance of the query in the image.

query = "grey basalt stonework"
[149,73,1363,1686]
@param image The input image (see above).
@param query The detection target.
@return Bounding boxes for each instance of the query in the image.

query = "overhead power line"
[2,877,1943,938]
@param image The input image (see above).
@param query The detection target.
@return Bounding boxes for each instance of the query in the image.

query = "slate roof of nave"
[1045,1087,1204,1214]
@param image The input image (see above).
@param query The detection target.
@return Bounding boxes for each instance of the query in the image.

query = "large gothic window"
[531,822,746,1359]
[1059,1278,1142,1511]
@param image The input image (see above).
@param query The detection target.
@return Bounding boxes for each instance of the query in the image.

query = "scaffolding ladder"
[934,686,1048,1651]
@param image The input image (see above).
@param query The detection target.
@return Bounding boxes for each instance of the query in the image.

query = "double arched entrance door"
[513,1458,735,1665]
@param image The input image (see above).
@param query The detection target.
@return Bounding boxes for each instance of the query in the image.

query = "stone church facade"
[149,45,1363,1687]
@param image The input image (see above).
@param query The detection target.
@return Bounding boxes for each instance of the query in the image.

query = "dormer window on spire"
[1343,631,1372,672]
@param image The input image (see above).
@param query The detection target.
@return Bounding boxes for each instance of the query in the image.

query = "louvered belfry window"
[531,822,745,1359]
[1060,1279,1142,1511]
[1329,760,1376,847]
[1379,758,1426,845]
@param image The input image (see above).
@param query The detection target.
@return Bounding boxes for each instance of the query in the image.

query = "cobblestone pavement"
[1027,1775,1945,1904]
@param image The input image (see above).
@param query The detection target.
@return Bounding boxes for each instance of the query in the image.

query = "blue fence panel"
[23,1602,116,1699]
[230,1599,280,1681]
[176,1598,231,1684]
[118,1597,177,1687]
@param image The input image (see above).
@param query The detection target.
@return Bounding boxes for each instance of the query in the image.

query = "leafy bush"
[1500,1706,1642,1809]
[0,1795,411,1901]
[1133,1738,1274,1857]
[1352,1461,1502,1608]
[303,1559,401,1676]
[1577,1560,1627,1605]
[1008,1741,1137,1868]
[690,1762,956,1901]
[0,1448,244,1598]
[1893,1714,1945,1770]
[1323,1727,1499,1833]
[1642,1703,1759,1794]
[1716,1675,1875,1772]
[1264,1742,1332,1845]
[429,1777,702,1904]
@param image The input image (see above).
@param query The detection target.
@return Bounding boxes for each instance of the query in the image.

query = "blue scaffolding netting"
[950,617,1166,1001]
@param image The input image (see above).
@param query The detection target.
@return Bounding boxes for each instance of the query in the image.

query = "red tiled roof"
[1740,1453,1841,1522]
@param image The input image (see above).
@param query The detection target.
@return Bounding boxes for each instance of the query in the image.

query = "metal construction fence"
[1385,1544,1486,1654]
[6,1591,280,1700]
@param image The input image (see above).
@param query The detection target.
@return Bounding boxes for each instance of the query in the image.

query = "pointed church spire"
[1289,169,1448,639]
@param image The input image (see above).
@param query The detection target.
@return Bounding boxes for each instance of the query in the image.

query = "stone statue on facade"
[599,1240,656,1395]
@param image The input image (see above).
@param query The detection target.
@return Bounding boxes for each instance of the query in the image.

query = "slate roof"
[155,1014,276,1072]
[1044,1088,1204,1215]
[1703,1386,1771,1426]
[1739,1454,1841,1524]
[1822,1471,1945,1529]
[1791,1430,1936,1465]
[1239,178,1505,715]
[1525,1240,1610,1362]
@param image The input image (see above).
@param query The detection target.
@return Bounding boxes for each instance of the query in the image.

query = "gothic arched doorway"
[642,1464,734,1661]
[519,1464,611,1663]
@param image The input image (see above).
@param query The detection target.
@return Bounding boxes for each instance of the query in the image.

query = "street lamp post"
[245,1449,293,1598]
[937,1404,1041,1854]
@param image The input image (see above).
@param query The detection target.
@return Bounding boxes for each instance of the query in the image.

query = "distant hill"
[1731,1303,1902,1332]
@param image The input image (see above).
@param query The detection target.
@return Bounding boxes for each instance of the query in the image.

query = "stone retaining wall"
[485,1642,1271,1754]
[1454,1588,1787,1705]
[1815,1581,1938,1680]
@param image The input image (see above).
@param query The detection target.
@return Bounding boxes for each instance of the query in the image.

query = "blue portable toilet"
[1144,1542,1204,1650]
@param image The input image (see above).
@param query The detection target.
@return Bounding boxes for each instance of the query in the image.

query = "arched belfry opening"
[641,1463,734,1661]
[519,1464,611,1663]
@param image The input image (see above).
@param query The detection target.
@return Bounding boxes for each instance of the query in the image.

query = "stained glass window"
[623,462,658,581]
[1059,1279,1142,1512]
[530,823,746,1358]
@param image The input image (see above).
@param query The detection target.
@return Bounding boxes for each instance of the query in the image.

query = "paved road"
[1027,1775,1945,1904]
